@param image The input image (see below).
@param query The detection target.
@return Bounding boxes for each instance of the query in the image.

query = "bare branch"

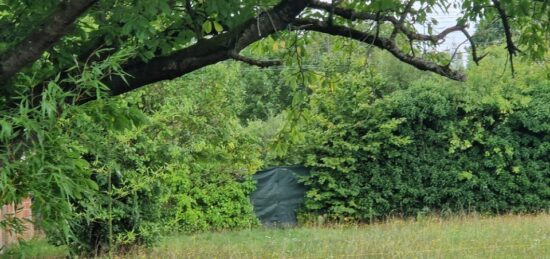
[446,39,469,67]
[0,0,99,87]
[425,25,467,43]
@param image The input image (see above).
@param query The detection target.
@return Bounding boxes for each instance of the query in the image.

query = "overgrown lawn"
[3,214,549,258]
[135,214,550,258]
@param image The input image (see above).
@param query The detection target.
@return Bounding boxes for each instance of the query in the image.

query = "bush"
[295,60,550,220]
[53,63,262,256]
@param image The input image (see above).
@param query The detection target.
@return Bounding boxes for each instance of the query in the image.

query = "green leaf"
[458,171,474,181]
[202,21,212,34]
[0,119,12,140]
[213,21,223,33]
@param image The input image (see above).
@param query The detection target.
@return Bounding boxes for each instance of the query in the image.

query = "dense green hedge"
[296,60,550,220]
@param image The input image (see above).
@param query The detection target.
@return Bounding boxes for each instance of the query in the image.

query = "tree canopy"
[0,0,548,105]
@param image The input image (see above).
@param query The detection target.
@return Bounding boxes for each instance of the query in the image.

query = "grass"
[2,214,549,258]
[0,239,68,259]
[131,213,550,259]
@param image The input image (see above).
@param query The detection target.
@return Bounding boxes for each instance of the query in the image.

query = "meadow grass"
[0,239,69,259]
[131,213,550,259]
[2,213,549,258]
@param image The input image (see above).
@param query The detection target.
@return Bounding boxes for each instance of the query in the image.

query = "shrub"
[296,63,550,220]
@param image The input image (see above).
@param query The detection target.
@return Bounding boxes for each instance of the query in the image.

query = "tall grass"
[132,213,550,258]
[0,239,68,259]
[2,214,549,258]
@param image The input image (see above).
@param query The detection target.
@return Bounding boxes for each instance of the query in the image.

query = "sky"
[414,2,476,66]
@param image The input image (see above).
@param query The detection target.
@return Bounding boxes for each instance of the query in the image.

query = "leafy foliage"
[0,49,133,249]
[62,64,263,255]
[289,48,550,220]
[1,59,264,255]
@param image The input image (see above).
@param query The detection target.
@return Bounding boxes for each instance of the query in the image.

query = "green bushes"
[0,58,281,255]
[46,63,263,255]
[296,57,550,220]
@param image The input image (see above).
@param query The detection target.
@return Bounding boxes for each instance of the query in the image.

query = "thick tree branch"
[0,0,99,87]
[229,51,282,68]
[23,0,474,107]
[293,19,465,81]
[233,0,306,50]
[78,0,468,104]
[76,0,308,103]
[309,0,397,24]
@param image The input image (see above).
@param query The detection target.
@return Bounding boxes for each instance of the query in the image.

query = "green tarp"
[250,166,309,226]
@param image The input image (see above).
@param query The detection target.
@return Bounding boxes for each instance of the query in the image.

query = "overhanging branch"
[0,0,99,87]
[293,18,465,81]
[80,0,308,103]
[308,0,465,44]
[21,0,476,107]
[229,51,282,68]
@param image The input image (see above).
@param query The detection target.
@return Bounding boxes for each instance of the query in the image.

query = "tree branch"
[460,28,487,65]
[391,0,415,40]
[0,0,99,87]
[22,0,475,107]
[491,0,519,76]
[309,0,397,24]
[308,0,465,44]
[293,18,465,81]
[75,0,308,103]
[229,51,282,68]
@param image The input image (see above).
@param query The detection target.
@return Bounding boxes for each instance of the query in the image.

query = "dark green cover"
[251,166,309,226]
